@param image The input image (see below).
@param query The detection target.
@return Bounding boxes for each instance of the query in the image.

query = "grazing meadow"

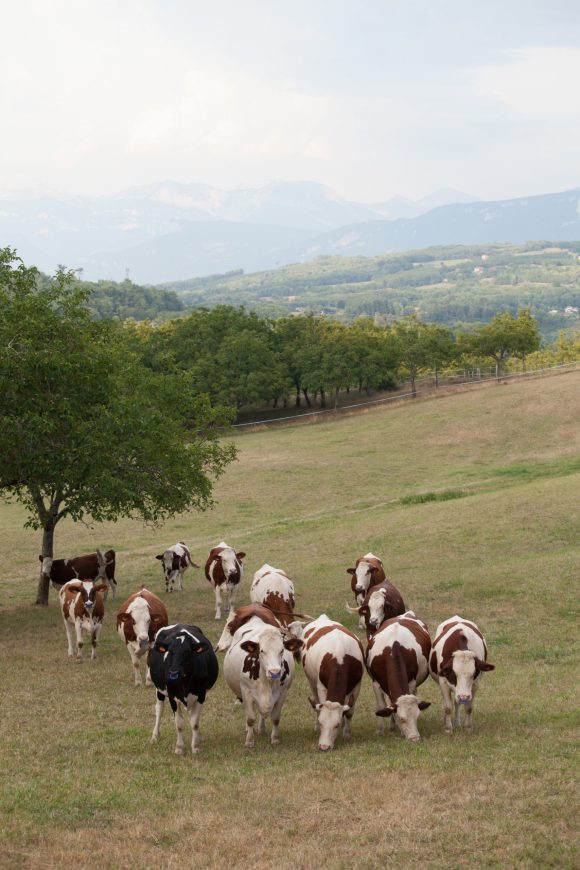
[1,371,579,869]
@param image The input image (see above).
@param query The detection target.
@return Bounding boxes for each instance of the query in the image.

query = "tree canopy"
[0,249,235,603]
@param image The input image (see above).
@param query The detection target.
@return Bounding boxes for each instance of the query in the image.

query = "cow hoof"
[444,728,453,735]
[175,747,184,756]
[150,735,159,743]
[192,748,201,755]
[271,737,280,745]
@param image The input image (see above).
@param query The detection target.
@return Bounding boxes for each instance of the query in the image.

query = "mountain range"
[1,181,580,283]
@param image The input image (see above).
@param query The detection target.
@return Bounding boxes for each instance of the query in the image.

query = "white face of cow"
[242,627,301,680]
[366,588,386,630]
[354,561,374,597]
[315,700,350,751]
[220,548,239,591]
[161,551,180,585]
[449,650,478,703]
[129,600,152,648]
[41,557,53,577]
[378,694,430,742]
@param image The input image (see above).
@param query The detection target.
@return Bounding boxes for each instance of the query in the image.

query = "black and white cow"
[156,542,198,593]
[149,624,219,755]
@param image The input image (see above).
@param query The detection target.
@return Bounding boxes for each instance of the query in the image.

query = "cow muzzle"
[409,735,421,743]
[267,668,282,680]
[138,637,149,649]
[457,695,471,705]
[354,585,365,595]
[168,670,181,682]
[318,744,331,752]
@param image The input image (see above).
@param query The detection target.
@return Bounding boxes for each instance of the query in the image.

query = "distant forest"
[48,241,580,342]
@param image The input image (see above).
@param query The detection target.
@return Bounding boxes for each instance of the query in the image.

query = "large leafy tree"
[0,250,236,604]
[460,308,541,378]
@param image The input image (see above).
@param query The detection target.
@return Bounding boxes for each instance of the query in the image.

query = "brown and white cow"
[346,553,386,627]
[59,579,107,661]
[205,541,246,619]
[156,542,198,594]
[429,616,495,734]
[346,580,406,638]
[250,564,296,626]
[215,603,284,652]
[366,611,432,742]
[301,614,365,751]
[40,549,117,598]
[223,614,303,747]
[116,588,169,685]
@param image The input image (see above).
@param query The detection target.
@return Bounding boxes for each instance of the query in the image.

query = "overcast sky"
[2,0,580,202]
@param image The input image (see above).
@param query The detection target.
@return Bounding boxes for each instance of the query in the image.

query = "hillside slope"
[1,371,578,868]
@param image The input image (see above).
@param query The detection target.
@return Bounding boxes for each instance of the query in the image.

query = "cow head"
[158,630,208,684]
[347,556,382,599]
[220,547,245,593]
[309,695,354,751]
[439,650,495,703]
[376,694,431,742]
[118,599,160,648]
[240,627,302,681]
[39,555,53,578]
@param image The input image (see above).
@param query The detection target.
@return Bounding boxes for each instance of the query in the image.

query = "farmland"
[1,371,579,869]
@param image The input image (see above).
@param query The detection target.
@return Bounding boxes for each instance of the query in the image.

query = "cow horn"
[345,602,360,613]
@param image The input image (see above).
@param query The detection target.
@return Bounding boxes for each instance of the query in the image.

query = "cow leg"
[242,692,256,747]
[188,699,202,754]
[258,714,266,735]
[91,622,102,661]
[174,702,185,755]
[270,696,285,745]
[214,585,222,620]
[372,682,387,734]
[464,683,477,731]
[151,693,165,742]
[129,646,143,686]
[453,700,462,729]
[440,681,454,733]
[228,584,237,616]
[75,619,84,662]
[343,705,355,740]
[145,666,153,687]
[64,620,75,658]
[178,571,183,592]
[152,696,164,742]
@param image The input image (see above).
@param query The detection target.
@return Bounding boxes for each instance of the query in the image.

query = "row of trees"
[129,305,542,411]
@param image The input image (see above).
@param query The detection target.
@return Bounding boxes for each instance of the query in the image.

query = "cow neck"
[384,641,410,702]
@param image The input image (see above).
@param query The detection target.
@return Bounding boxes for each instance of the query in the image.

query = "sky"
[2,0,580,203]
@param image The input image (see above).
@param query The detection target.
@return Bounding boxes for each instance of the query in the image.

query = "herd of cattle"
[44,542,495,754]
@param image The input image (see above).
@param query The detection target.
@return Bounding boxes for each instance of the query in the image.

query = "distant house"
[564,306,579,316]
[473,266,483,274]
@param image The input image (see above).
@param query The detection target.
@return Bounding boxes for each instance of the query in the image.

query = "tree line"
[128,304,542,411]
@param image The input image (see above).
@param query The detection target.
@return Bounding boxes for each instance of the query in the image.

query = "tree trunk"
[320,389,326,408]
[302,388,312,407]
[36,523,55,605]
[295,385,301,408]
[411,374,416,397]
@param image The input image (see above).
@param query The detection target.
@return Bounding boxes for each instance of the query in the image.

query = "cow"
[116,588,169,685]
[301,615,365,752]
[366,611,432,742]
[346,553,386,627]
[39,549,117,598]
[429,616,495,734]
[204,542,246,620]
[59,579,107,661]
[149,623,219,755]
[346,580,406,638]
[155,542,198,593]
[250,564,296,626]
[215,602,306,653]
[223,614,303,747]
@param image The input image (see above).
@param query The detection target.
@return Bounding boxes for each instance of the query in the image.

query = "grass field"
[1,371,579,869]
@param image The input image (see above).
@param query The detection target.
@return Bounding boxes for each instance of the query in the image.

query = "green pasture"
[1,371,579,868]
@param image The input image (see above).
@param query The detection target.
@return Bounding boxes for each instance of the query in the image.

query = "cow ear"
[236,552,246,561]
[283,637,303,653]
[194,645,205,654]
[375,707,395,717]
[155,554,163,561]
[418,701,431,711]
[369,566,378,574]
[156,644,167,653]
[118,612,132,623]
[475,659,495,672]
[240,640,259,654]
[38,555,44,563]
[359,605,370,616]
[93,581,107,593]
[346,568,355,576]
